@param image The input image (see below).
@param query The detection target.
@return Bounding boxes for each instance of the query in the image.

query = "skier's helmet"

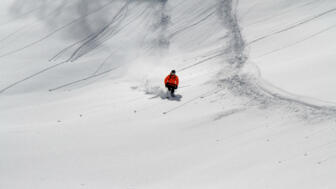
[171,70,176,74]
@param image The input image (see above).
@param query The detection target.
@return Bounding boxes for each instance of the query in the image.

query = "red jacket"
[165,74,179,86]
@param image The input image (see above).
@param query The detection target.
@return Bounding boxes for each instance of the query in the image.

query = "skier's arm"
[164,76,169,84]
[176,76,179,87]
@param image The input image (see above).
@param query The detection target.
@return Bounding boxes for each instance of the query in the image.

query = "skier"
[164,70,179,97]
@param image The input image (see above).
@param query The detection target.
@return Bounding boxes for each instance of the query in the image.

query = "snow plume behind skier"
[164,70,179,97]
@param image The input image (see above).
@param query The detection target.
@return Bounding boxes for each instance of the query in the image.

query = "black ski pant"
[166,84,177,95]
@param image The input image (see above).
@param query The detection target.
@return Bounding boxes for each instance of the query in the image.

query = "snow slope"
[1,0,336,188]
[240,0,336,102]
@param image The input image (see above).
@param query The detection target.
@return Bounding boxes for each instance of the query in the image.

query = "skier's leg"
[171,88,175,97]
[167,86,172,98]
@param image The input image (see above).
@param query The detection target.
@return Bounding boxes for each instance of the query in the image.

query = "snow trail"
[215,0,336,121]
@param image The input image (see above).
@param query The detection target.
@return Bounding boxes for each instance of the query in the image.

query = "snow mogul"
[164,70,179,97]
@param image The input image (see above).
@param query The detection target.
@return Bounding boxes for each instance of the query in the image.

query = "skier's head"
[171,70,176,75]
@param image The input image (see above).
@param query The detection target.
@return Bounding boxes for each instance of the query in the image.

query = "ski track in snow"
[0,0,117,59]
[0,61,69,94]
[66,1,131,62]
[48,66,119,92]
[248,6,336,45]
[245,0,324,27]
[214,0,336,121]
[169,6,216,39]
[1,0,336,121]
[256,23,336,58]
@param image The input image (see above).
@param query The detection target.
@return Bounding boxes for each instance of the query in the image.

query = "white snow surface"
[1,0,336,188]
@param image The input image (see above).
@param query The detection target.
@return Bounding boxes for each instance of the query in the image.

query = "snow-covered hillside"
[1,0,336,188]
[239,0,336,103]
